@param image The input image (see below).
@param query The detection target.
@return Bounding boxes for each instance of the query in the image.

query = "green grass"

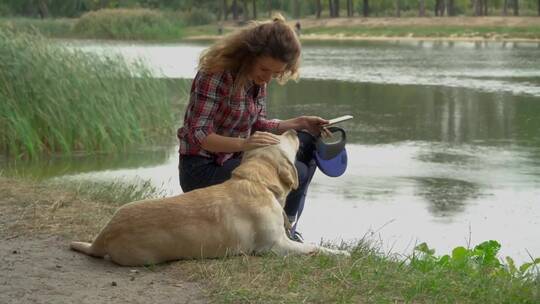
[61,178,168,206]
[304,25,540,39]
[0,28,175,159]
[2,174,538,303]
[183,240,540,303]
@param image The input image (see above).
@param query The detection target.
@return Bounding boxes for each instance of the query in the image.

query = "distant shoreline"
[184,16,540,43]
[184,34,540,43]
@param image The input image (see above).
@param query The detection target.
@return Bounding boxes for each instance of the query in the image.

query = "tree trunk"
[329,0,334,17]
[223,0,229,21]
[242,0,249,21]
[502,0,508,16]
[396,0,401,17]
[334,0,340,17]
[37,0,49,19]
[440,0,446,16]
[483,0,488,16]
[232,0,238,20]
[448,0,455,16]
[293,0,300,18]
[252,0,257,19]
[316,0,322,18]
[363,0,369,17]
[538,0,540,16]
[513,0,519,16]
[99,0,109,9]
[347,0,354,17]
[419,0,425,17]
[267,0,272,17]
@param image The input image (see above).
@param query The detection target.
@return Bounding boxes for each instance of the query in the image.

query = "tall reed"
[0,28,175,159]
[0,17,74,37]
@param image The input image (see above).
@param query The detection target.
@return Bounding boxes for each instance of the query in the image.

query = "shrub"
[180,8,216,26]
[73,8,184,41]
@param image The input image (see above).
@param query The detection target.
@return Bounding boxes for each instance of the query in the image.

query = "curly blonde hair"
[198,14,301,91]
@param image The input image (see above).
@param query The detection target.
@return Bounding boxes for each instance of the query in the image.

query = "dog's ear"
[279,161,299,190]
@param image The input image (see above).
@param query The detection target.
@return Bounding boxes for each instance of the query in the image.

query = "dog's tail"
[70,241,106,258]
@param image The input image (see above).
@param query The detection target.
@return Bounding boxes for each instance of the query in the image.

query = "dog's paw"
[319,247,351,257]
[334,249,351,257]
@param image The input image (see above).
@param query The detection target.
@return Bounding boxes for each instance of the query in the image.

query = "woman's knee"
[294,160,316,187]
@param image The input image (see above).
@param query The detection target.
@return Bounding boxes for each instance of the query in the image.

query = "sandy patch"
[0,177,209,304]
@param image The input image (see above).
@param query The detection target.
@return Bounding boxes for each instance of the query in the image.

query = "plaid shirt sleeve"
[184,71,231,147]
[253,84,281,133]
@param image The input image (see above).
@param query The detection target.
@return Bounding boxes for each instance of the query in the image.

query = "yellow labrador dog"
[71,130,349,266]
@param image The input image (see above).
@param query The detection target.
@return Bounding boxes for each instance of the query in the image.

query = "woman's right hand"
[241,131,280,151]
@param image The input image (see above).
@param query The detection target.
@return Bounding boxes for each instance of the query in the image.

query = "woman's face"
[250,56,287,85]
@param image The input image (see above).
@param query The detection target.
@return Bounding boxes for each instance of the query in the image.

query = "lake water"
[4,39,540,262]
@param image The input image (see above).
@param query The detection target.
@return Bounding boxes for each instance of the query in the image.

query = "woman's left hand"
[297,116,329,136]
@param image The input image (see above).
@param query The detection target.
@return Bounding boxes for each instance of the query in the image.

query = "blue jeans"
[179,132,317,230]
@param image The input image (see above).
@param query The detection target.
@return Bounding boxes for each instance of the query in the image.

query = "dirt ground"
[0,236,207,304]
[0,178,209,304]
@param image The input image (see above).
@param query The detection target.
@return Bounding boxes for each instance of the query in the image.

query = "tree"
[222,0,229,21]
[242,0,249,21]
[316,0,322,18]
[347,0,354,17]
[252,0,256,19]
[419,0,425,17]
[513,0,519,16]
[37,0,49,18]
[293,0,300,18]
[232,0,238,20]
[396,0,401,17]
[473,0,480,16]
[435,0,445,16]
[447,0,455,16]
[363,0,369,17]
[334,0,340,17]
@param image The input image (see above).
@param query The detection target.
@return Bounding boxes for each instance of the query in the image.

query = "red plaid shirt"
[177,71,280,165]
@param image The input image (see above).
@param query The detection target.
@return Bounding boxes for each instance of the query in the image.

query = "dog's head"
[233,130,300,196]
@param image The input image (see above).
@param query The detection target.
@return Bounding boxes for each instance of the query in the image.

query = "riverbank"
[186,16,540,42]
[2,15,540,42]
[1,176,539,303]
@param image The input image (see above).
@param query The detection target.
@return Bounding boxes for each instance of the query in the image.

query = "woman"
[177,15,327,242]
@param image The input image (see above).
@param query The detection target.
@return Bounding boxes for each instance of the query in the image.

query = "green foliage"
[178,7,216,26]
[1,0,539,20]
[187,239,540,303]
[411,240,540,280]
[73,8,184,40]
[0,28,175,159]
